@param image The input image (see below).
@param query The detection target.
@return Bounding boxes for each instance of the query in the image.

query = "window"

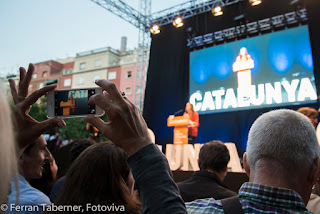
[38,83,44,89]
[93,75,100,81]
[95,59,102,67]
[64,79,71,87]
[62,69,72,75]
[125,87,132,95]
[42,71,47,78]
[33,74,37,79]
[80,62,86,70]
[126,71,132,78]
[77,77,84,85]
[108,71,117,80]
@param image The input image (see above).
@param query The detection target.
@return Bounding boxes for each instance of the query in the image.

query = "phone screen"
[54,89,96,116]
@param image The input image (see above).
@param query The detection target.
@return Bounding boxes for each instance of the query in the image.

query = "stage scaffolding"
[90,0,243,111]
[187,8,308,48]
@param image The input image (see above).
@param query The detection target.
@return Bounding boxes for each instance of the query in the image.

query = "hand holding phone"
[84,80,151,156]
[47,87,104,118]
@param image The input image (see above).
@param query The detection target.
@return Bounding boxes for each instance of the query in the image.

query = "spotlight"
[150,24,160,35]
[249,0,262,6]
[173,17,184,28]
[212,6,223,16]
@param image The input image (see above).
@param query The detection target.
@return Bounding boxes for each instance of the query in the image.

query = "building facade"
[31,60,63,94]
[3,38,147,109]
[72,47,119,89]
[59,61,74,89]
[2,73,19,97]
[119,49,138,103]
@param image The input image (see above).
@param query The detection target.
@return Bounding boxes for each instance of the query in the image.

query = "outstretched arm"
[85,80,187,214]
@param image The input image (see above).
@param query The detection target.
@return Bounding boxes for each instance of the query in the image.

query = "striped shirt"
[186,182,311,214]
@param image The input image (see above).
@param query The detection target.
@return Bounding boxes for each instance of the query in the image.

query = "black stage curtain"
[143,0,320,155]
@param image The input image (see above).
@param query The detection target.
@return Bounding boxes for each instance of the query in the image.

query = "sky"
[0,0,186,77]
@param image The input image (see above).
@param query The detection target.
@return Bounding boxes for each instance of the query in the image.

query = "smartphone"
[47,87,104,118]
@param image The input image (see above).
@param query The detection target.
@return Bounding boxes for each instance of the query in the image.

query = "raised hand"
[84,80,151,156]
[9,63,65,156]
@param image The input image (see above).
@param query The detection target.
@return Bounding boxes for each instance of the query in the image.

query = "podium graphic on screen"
[233,47,254,90]
[60,95,76,116]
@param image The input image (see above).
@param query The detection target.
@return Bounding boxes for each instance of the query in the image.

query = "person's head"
[29,150,58,196]
[54,142,141,213]
[70,138,96,162]
[244,109,320,204]
[0,91,17,205]
[68,94,73,100]
[240,47,248,56]
[19,135,50,181]
[297,107,318,128]
[198,140,230,181]
[185,102,194,113]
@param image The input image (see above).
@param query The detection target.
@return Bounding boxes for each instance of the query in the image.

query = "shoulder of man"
[21,184,51,206]
[186,198,224,214]
[218,186,238,198]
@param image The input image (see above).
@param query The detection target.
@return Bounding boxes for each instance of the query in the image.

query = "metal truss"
[91,0,309,32]
[187,9,308,48]
[90,0,258,111]
[91,0,243,29]
[150,0,241,27]
[90,0,150,30]
[135,0,151,111]
[91,0,151,111]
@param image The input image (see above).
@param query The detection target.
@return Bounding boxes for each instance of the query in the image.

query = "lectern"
[60,100,75,116]
[167,115,189,145]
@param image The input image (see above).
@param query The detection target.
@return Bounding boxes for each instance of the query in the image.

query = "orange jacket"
[183,111,199,137]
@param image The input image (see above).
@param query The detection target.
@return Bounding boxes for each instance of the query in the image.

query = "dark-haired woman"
[50,142,141,214]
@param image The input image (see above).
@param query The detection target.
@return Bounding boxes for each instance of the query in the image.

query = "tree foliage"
[58,117,88,140]
[29,97,48,122]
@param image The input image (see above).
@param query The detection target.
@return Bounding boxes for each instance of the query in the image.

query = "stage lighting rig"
[290,0,300,5]
[173,17,184,28]
[212,6,223,16]
[290,0,305,10]
[249,0,262,6]
[234,14,247,25]
[150,24,160,35]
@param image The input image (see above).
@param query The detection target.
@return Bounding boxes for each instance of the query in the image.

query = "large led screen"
[189,25,317,114]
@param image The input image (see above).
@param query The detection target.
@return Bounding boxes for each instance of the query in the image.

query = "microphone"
[174,109,183,116]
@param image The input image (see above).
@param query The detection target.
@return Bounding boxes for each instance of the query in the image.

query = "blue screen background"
[190,25,316,114]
